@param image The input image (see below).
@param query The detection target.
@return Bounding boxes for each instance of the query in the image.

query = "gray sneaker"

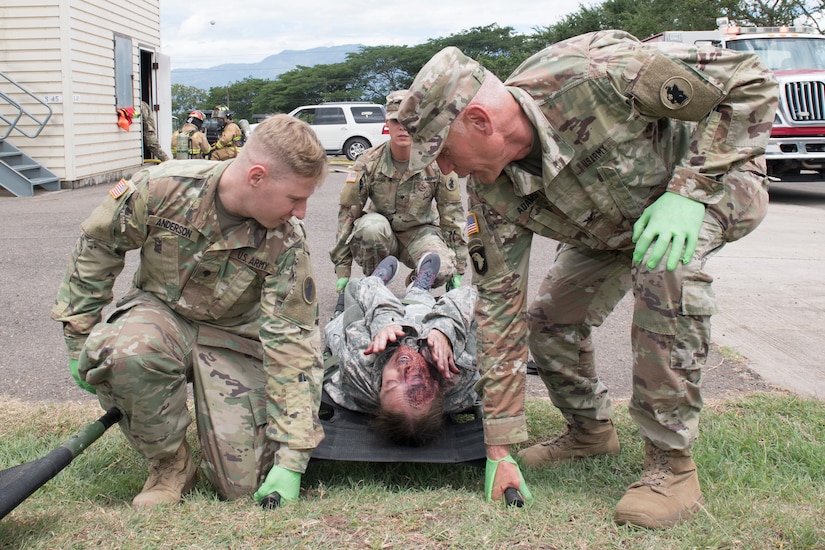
[412,252,441,291]
[371,256,398,285]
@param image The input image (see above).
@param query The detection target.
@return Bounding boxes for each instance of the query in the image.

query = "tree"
[535,0,815,44]
[198,77,270,122]
[170,84,209,128]
[797,0,825,31]
[250,61,362,114]
[729,0,808,27]
[345,45,432,102]
[537,0,742,43]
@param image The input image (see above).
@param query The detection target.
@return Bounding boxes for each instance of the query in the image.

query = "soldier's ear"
[463,105,493,136]
[248,164,268,187]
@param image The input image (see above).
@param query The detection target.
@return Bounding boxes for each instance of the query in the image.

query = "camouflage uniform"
[140,101,169,162]
[323,276,478,414]
[52,160,324,500]
[329,142,468,287]
[402,31,779,450]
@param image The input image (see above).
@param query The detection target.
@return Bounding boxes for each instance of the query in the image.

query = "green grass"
[1,393,823,549]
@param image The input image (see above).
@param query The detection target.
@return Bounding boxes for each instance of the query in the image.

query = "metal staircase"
[0,71,59,197]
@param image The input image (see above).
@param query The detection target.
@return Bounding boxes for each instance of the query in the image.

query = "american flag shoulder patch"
[466,212,479,235]
[345,170,359,183]
[109,178,129,199]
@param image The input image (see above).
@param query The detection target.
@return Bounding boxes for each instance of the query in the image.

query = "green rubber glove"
[484,455,533,504]
[445,274,462,292]
[68,358,96,394]
[632,192,706,271]
[254,465,301,507]
[335,277,350,294]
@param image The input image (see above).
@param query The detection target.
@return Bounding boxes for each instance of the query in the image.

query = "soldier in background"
[209,105,243,160]
[171,110,212,159]
[140,100,170,162]
[52,114,328,510]
[399,33,778,527]
[329,90,467,299]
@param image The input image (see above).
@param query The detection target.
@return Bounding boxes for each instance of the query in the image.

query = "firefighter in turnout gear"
[171,110,212,160]
[209,105,243,160]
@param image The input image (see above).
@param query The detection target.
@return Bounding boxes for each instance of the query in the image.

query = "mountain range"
[171,44,364,91]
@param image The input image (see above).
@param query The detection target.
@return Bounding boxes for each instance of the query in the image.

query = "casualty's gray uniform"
[52,160,324,499]
[461,32,778,448]
[329,142,468,286]
[323,276,478,415]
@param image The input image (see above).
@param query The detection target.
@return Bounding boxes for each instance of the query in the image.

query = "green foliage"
[170,84,209,128]
[536,0,812,44]
[423,24,539,80]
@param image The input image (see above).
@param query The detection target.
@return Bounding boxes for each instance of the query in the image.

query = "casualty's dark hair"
[369,394,446,447]
[370,343,447,446]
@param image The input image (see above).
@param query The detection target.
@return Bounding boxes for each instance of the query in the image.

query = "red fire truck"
[644,18,825,180]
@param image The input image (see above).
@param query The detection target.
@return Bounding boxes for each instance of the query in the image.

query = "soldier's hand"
[426,329,458,379]
[254,465,301,508]
[365,324,405,355]
[68,358,96,394]
[484,454,533,504]
[632,192,705,271]
[335,277,350,294]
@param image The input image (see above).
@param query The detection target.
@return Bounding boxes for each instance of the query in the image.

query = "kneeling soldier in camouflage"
[53,114,328,509]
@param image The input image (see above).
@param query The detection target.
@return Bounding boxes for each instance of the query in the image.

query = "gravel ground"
[0,171,782,405]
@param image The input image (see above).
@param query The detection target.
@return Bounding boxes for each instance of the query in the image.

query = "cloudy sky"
[160,0,587,69]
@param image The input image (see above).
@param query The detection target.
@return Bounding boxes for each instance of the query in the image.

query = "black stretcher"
[311,391,486,466]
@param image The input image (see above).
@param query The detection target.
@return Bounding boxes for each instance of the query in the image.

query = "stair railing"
[0,72,53,140]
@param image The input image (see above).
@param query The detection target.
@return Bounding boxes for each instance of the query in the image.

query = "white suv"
[288,102,390,160]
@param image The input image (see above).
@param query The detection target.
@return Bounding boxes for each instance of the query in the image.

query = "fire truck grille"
[785,81,825,121]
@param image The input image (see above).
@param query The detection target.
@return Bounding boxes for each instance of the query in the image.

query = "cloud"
[160,0,582,69]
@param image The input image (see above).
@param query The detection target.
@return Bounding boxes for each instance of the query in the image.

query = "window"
[314,107,346,125]
[114,34,133,108]
[350,106,384,123]
[293,108,316,124]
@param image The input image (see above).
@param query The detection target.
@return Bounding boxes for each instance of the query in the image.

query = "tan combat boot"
[518,417,620,467]
[132,440,198,509]
[614,442,704,529]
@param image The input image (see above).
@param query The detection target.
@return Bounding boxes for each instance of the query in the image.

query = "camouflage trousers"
[349,212,456,286]
[143,130,169,162]
[527,171,769,451]
[79,291,311,500]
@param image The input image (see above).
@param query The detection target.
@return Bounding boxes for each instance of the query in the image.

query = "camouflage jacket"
[323,279,479,415]
[467,30,779,442]
[330,142,468,277]
[472,30,778,252]
[52,160,323,449]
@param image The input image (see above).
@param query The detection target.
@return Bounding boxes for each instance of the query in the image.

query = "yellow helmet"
[213,105,229,119]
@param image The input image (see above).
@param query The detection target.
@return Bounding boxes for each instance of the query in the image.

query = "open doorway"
[139,49,169,163]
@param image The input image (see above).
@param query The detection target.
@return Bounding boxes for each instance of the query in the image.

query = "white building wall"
[0,0,167,188]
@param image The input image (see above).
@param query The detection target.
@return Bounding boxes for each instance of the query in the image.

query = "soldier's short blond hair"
[243,114,327,186]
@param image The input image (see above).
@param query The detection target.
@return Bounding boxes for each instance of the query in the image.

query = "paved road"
[710,179,825,398]
[0,164,822,402]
